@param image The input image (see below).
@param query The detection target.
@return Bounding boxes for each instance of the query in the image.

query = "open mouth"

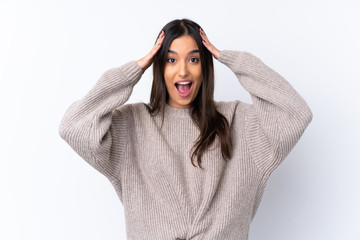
[175,81,193,97]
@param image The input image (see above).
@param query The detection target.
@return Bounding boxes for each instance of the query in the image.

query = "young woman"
[59,19,313,240]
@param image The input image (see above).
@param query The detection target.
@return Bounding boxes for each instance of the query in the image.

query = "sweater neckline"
[164,102,193,118]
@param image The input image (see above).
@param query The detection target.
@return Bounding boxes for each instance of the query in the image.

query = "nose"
[178,60,189,78]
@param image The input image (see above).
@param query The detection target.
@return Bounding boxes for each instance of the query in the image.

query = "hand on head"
[136,27,220,71]
[199,28,220,59]
[136,31,165,70]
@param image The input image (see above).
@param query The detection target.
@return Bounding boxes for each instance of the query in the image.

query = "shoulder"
[111,102,151,133]
[215,100,251,119]
[130,102,152,116]
[114,102,147,114]
[113,102,149,117]
[214,100,254,132]
[214,100,252,136]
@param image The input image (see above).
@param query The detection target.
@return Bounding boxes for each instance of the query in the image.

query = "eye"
[190,57,199,63]
[167,57,176,63]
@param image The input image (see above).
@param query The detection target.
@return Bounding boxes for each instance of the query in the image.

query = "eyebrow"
[168,49,200,54]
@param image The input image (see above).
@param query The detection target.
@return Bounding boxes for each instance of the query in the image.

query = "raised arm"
[58,31,165,182]
[200,28,313,175]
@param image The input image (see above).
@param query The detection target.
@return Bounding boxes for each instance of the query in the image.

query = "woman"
[59,19,313,240]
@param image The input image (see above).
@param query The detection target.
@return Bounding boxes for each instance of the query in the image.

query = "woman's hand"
[136,31,165,71]
[199,28,220,59]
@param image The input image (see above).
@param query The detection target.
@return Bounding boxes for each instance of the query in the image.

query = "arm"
[200,28,313,174]
[218,50,313,174]
[58,31,165,181]
[58,62,143,181]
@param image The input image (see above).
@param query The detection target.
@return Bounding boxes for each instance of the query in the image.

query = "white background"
[1,0,359,239]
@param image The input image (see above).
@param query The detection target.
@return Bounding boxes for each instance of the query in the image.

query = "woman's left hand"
[200,28,220,59]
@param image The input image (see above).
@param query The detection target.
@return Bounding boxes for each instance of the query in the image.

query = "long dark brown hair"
[144,19,232,169]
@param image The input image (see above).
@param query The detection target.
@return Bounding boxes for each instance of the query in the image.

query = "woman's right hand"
[136,31,165,71]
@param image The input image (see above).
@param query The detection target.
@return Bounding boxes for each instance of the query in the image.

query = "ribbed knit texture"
[58,50,313,240]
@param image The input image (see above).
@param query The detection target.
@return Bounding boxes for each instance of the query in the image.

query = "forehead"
[168,35,198,53]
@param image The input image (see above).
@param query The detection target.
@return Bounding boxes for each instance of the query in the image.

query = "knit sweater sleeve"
[58,61,143,182]
[218,50,313,175]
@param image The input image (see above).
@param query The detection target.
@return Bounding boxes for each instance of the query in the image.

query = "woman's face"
[164,35,203,108]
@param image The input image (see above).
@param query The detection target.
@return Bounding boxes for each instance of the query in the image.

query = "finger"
[158,32,165,45]
[201,34,209,45]
[155,31,165,46]
[199,29,209,43]
[151,32,165,56]
[199,28,204,38]
[200,28,207,38]
[156,37,164,47]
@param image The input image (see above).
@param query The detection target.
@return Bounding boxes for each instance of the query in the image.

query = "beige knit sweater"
[59,50,313,240]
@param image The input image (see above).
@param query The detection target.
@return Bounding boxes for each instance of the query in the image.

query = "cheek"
[193,66,203,83]
[163,68,174,89]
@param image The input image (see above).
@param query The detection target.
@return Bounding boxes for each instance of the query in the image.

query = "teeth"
[176,81,191,85]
